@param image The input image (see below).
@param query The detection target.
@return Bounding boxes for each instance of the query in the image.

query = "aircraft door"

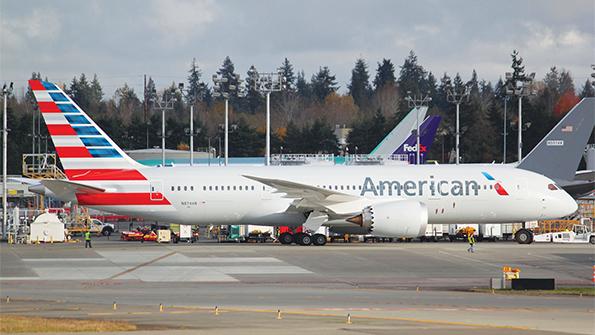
[150,181,164,201]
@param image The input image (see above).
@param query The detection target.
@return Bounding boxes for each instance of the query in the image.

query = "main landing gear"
[278,232,327,246]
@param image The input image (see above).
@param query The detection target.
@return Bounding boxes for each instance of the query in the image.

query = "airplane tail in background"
[393,115,441,164]
[518,98,595,182]
[28,80,145,181]
[370,107,428,156]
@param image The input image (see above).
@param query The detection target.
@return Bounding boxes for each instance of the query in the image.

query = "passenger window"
[358,185,362,190]
[203,186,207,191]
[171,186,174,191]
[233,186,236,191]
[215,186,218,191]
[209,186,212,191]
[190,186,194,191]
[184,186,187,191]
[239,186,242,190]
[251,186,255,191]
[227,186,230,191]
[245,185,249,191]
[177,186,181,191]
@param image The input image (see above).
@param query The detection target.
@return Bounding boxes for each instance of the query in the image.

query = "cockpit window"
[548,183,559,190]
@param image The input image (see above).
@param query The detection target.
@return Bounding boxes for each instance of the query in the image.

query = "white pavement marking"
[33,267,127,280]
[117,266,238,282]
[213,266,312,274]
[15,252,311,282]
[22,258,107,262]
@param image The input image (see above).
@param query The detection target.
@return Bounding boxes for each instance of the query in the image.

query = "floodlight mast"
[2,82,13,240]
[446,84,470,165]
[505,72,535,163]
[178,82,205,166]
[253,70,285,165]
[405,91,432,165]
[151,90,176,166]
[213,73,244,166]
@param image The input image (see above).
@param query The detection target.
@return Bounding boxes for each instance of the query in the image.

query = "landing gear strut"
[295,233,312,246]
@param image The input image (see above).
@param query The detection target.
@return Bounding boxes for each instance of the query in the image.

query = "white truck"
[533,224,595,244]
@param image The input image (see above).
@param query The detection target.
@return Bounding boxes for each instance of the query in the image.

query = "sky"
[1,0,593,98]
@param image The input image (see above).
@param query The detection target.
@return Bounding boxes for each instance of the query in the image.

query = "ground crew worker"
[84,231,92,248]
[467,233,475,253]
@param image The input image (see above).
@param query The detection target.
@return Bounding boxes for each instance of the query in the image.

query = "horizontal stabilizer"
[40,179,105,202]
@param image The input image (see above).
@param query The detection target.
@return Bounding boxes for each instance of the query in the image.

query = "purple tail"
[394,115,441,164]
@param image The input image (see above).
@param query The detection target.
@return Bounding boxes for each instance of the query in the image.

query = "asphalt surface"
[1,239,594,334]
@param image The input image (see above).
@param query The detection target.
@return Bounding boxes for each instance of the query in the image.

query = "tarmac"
[1,239,594,334]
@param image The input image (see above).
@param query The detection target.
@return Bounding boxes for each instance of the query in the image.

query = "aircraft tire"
[312,234,327,246]
[296,233,312,246]
[515,229,533,244]
[279,232,294,245]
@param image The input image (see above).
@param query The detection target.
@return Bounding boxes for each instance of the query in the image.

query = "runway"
[1,240,594,334]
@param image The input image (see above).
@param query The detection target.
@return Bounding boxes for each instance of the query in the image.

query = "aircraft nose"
[555,192,578,218]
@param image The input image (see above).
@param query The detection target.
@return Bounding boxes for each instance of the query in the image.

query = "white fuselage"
[80,164,577,228]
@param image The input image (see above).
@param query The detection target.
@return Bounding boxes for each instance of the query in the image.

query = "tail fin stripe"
[88,149,121,158]
[38,102,61,113]
[48,92,68,102]
[55,147,92,158]
[47,125,77,136]
[29,80,46,91]
[64,115,91,125]
[73,126,101,136]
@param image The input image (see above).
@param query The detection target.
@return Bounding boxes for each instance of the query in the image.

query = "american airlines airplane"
[28,80,577,246]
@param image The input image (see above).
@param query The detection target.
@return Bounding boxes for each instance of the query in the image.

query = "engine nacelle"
[347,200,428,237]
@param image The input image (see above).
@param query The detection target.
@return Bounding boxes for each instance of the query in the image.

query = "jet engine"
[346,200,428,237]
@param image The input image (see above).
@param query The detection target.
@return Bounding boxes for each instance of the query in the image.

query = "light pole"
[213,73,244,166]
[501,95,510,163]
[505,72,535,163]
[446,85,470,165]
[404,91,432,165]
[253,69,286,165]
[2,82,13,240]
[151,89,176,166]
[178,82,205,166]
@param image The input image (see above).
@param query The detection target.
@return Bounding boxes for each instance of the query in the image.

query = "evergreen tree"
[510,50,526,82]
[283,121,303,153]
[279,58,295,92]
[229,118,264,156]
[215,56,241,106]
[398,51,428,96]
[311,66,338,102]
[373,58,396,91]
[67,73,93,110]
[346,110,386,153]
[579,79,595,98]
[90,74,103,106]
[244,65,262,114]
[296,70,311,99]
[186,58,210,104]
[558,70,575,95]
[348,58,372,108]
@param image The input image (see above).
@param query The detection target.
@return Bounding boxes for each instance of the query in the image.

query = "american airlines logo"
[403,143,427,153]
[360,176,480,197]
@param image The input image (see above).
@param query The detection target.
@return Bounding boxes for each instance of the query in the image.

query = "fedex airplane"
[393,115,441,164]
[29,80,577,246]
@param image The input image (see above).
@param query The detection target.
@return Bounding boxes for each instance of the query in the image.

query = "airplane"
[27,80,578,246]
[392,115,441,164]
[516,98,595,197]
[369,106,428,156]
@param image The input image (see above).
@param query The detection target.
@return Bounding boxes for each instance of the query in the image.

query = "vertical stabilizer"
[518,98,595,181]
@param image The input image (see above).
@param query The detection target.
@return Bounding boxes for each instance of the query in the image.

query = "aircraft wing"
[243,175,372,217]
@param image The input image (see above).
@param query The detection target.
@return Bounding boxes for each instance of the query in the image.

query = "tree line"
[4,51,594,173]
